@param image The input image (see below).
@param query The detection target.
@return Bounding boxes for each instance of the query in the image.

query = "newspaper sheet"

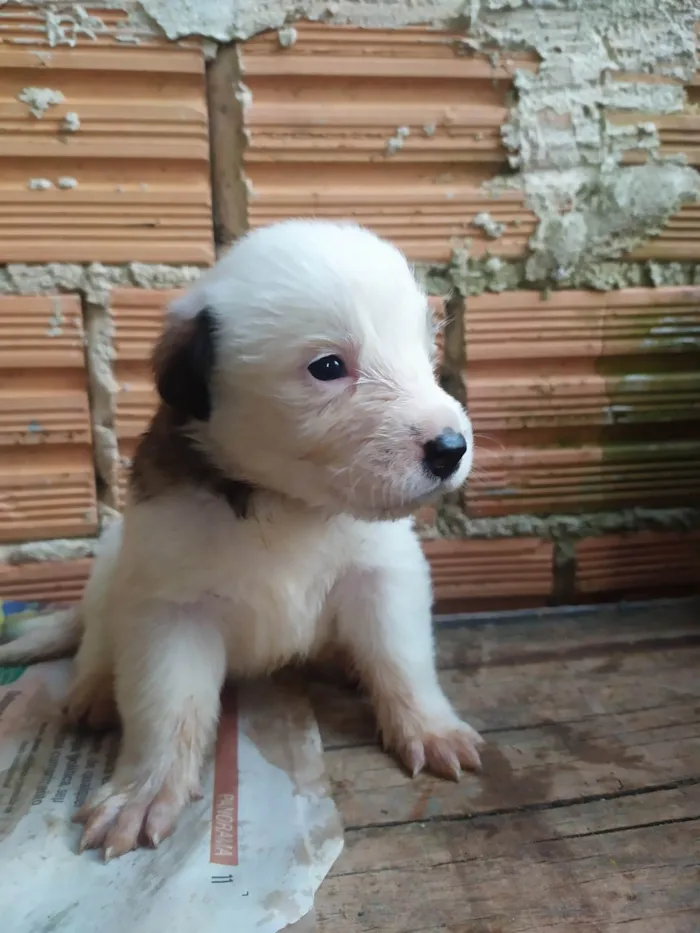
[0,601,343,933]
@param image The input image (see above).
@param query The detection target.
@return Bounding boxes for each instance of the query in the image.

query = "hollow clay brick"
[234,23,700,264]
[464,287,700,516]
[631,207,700,261]
[574,531,700,597]
[237,24,535,262]
[617,70,700,260]
[0,558,91,604]
[3,532,695,608]
[423,537,554,610]
[0,536,556,609]
[0,8,214,264]
[0,295,98,543]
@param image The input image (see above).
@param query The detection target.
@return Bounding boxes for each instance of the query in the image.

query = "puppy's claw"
[77,825,108,857]
[391,719,484,781]
[406,739,426,778]
[424,740,462,782]
[79,824,107,852]
[75,776,191,861]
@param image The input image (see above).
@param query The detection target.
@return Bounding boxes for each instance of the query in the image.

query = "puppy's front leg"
[336,542,483,780]
[76,602,225,860]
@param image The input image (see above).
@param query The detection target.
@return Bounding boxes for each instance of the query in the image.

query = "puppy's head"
[154,220,472,519]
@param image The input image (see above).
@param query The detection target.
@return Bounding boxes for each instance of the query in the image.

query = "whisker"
[472,433,507,453]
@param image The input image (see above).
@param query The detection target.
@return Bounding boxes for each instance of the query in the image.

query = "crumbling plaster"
[415,257,700,297]
[430,503,700,541]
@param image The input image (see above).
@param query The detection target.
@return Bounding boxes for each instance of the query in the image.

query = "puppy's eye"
[307,354,348,381]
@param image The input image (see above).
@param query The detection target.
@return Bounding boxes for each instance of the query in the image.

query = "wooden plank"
[308,600,700,687]
[317,785,700,932]
[308,601,700,750]
[323,699,700,829]
[311,642,700,743]
[432,600,700,670]
[313,601,700,932]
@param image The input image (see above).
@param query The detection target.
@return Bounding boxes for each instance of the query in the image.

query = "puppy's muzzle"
[423,428,468,480]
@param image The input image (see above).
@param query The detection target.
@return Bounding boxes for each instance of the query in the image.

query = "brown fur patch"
[150,314,197,382]
[130,405,254,518]
[151,309,217,422]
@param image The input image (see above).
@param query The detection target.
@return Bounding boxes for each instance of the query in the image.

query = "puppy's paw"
[388,717,484,781]
[74,771,200,860]
[63,673,119,731]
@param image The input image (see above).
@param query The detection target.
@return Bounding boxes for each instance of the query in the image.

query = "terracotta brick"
[468,442,700,516]
[611,57,700,173]
[614,65,700,260]
[423,537,554,610]
[574,531,700,598]
[0,558,91,604]
[466,288,700,364]
[630,206,700,261]
[464,287,700,516]
[238,24,535,262]
[0,8,213,264]
[0,295,98,542]
[0,539,558,610]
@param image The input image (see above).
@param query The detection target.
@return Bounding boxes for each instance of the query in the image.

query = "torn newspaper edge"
[0,601,343,933]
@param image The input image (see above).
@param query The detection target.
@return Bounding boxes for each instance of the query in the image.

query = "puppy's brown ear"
[152,307,217,421]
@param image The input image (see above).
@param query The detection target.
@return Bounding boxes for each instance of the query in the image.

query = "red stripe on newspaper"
[210,685,239,866]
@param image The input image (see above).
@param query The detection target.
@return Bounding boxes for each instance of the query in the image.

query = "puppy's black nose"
[423,428,467,480]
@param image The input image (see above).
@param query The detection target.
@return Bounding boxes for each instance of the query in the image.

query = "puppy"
[0,220,482,860]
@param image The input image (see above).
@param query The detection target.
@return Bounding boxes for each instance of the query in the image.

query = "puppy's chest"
[198,520,348,669]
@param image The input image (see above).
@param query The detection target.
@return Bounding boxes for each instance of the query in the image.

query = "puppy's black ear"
[152,307,217,421]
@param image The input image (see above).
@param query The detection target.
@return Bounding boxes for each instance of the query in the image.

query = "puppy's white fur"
[0,220,482,859]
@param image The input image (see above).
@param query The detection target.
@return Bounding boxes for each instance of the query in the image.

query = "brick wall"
[0,6,212,598]
[0,9,698,609]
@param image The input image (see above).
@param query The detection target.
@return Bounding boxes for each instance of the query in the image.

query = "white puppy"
[0,220,482,860]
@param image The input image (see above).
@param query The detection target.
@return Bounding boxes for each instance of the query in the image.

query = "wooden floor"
[309,599,700,933]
